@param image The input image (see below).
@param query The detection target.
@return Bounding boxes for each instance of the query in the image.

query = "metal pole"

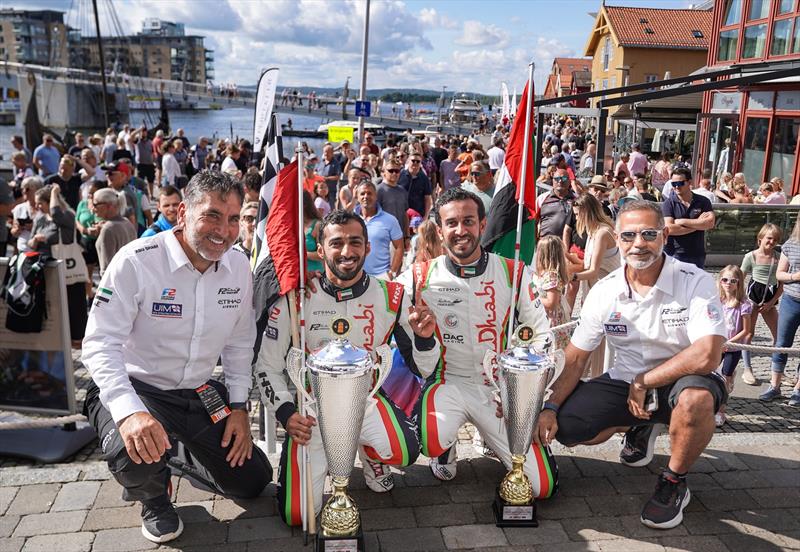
[507,61,535,342]
[91,0,110,129]
[356,0,371,145]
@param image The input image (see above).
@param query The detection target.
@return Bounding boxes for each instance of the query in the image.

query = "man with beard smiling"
[397,188,558,500]
[535,200,727,530]
[82,171,272,544]
[255,209,439,527]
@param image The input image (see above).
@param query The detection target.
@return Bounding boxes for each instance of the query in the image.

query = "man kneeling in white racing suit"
[255,210,439,526]
[397,188,559,499]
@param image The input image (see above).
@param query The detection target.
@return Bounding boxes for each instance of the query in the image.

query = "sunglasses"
[554,176,569,183]
[410,159,421,164]
[670,180,687,187]
[470,171,486,177]
[242,215,256,223]
[721,277,739,284]
[386,169,400,174]
[619,229,661,242]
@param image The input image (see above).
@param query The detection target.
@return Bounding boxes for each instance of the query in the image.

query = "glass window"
[742,118,770,187]
[749,0,771,19]
[743,24,768,58]
[718,28,739,60]
[603,36,610,71]
[769,118,799,184]
[778,0,795,13]
[794,16,800,52]
[748,91,775,109]
[776,90,800,109]
[724,0,743,24]
[771,18,794,55]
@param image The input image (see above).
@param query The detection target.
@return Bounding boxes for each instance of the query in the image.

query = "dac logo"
[442,332,464,344]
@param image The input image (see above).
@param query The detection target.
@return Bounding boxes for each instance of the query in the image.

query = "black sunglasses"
[619,229,661,242]
[386,169,400,174]
[721,277,739,284]
[470,171,486,177]
[670,180,687,187]
[410,159,421,164]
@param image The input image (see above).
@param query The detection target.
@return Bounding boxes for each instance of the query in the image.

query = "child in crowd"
[313,180,330,218]
[717,265,753,426]
[532,235,572,351]
[740,223,782,385]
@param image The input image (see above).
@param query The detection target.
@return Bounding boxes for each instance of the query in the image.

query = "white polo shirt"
[82,229,257,423]
[571,255,726,383]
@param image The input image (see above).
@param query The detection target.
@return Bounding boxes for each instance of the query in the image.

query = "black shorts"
[137,163,155,184]
[747,280,777,305]
[556,372,728,446]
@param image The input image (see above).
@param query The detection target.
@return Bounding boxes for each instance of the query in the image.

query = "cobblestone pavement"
[1,296,799,550]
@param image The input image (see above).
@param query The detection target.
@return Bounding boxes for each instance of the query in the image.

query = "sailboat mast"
[92,0,111,128]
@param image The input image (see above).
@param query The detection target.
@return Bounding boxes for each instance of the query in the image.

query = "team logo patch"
[331,317,352,337]
[266,326,278,340]
[95,287,113,306]
[604,323,628,336]
[608,311,622,322]
[337,288,354,301]
[152,302,183,318]
[706,305,721,322]
[444,313,459,328]
[516,325,535,344]
[160,288,176,301]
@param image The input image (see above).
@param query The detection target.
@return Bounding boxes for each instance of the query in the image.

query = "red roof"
[553,57,592,76]
[603,6,712,50]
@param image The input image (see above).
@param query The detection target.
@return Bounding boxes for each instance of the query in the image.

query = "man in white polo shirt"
[535,200,727,531]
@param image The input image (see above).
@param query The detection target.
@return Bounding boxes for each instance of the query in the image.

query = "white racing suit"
[397,249,559,499]
[255,273,439,526]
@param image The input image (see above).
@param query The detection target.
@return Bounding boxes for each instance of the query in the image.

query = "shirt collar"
[163,229,232,274]
[320,272,370,302]
[444,248,489,278]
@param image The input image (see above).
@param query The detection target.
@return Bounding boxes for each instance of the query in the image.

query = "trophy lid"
[306,317,372,376]
[498,325,554,372]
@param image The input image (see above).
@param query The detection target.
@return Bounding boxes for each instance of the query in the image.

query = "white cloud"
[455,20,509,48]
[419,8,458,29]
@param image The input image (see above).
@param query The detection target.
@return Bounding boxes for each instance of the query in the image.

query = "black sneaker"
[619,424,663,467]
[141,494,183,543]
[640,471,691,529]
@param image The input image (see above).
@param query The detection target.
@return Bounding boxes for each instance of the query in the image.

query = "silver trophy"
[483,325,556,527]
[286,317,391,552]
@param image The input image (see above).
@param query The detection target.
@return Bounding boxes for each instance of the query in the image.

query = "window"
[602,36,611,71]
[749,0,771,20]
[741,117,770,186]
[724,0,743,25]
[743,24,768,58]
[779,0,795,13]
[692,30,704,38]
[771,18,794,54]
[794,16,800,52]
[718,28,739,60]
[645,74,659,82]
[769,118,799,184]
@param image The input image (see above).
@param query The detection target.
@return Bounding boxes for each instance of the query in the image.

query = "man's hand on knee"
[118,411,170,465]
[534,409,558,446]
[222,410,254,467]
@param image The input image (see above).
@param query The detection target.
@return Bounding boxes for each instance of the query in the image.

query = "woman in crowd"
[161,141,181,187]
[729,174,753,203]
[233,201,258,259]
[768,177,787,203]
[76,182,105,303]
[741,223,783,385]
[313,180,331,218]
[761,216,800,406]
[303,190,323,273]
[220,144,242,179]
[716,266,753,426]
[28,184,87,347]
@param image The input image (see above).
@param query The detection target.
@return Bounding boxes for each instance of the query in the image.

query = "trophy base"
[315,527,365,552]
[492,489,538,527]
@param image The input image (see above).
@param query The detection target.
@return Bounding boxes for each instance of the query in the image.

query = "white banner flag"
[253,67,279,153]
[501,82,510,120]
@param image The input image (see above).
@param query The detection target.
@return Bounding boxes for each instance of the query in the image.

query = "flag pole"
[507,61,535,342]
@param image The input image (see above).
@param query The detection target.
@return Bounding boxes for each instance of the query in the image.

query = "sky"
[12,0,692,94]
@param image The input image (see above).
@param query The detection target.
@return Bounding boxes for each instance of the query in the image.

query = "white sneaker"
[714,412,727,427]
[429,447,457,481]
[359,450,394,493]
[741,368,757,386]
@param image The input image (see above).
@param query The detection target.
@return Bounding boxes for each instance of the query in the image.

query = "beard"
[445,232,480,261]
[325,253,365,282]
[183,221,232,263]
[622,244,663,270]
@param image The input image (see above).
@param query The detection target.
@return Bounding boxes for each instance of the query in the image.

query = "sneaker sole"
[429,462,457,481]
[640,488,691,530]
[141,517,184,544]
[620,424,662,468]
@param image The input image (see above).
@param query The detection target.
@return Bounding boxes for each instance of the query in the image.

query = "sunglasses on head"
[619,229,661,242]
[721,277,739,284]
[386,168,400,174]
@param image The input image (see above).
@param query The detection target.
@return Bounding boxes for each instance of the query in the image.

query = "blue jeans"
[771,293,800,374]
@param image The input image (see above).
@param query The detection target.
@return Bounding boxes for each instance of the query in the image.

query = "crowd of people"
[3,115,798,545]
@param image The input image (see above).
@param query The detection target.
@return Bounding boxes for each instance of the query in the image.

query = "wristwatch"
[229,401,248,411]
[542,401,560,414]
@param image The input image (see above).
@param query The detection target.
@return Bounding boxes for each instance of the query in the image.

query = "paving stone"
[755,469,800,488]
[346,488,395,510]
[1,467,81,486]
[241,537,310,551]
[93,480,129,509]
[446,483,495,504]
[538,543,602,552]
[618,515,688,539]
[21,532,94,552]
[472,502,496,525]
[401,465,443,487]
[78,462,112,481]
[12,510,87,537]
[559,476,616,497]
[572,457,619,478]
[361,506,415,531]
[685,473,721,491]
[176,477,218,502]
[746,487,800,509]
[415,503,475,527]
[160,546,246,552]
[537,496,593,520]
[561,516,627,542]
[718,531,794,552]
[701,449,750,472]
[597,538,665,551]
[732,508,798,533]
[175,500,214,523]
[658,535,729,552]
[0,517,19,539]
[227,516,293,542]
[609,474,660,495]
[167,520,227,546]
[0,538,23,552]
[442,523,507,549]
[391,486,451,507]
[378,527,446,551]
[695,489,759,512]
[92,527,157,551]
[51,481,100,512]
[6,485,58,516]
[682,511,748,536]
[212,497,276,520]
[503,519,570,545]
[585,494,646,517]
[0,488,18,516]
[710,470,769,490]
[82,505,141,531]
[735,453,783,471]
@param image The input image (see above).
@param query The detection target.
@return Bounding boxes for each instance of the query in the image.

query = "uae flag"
[481,81,538,264]
[252,161,300,356]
